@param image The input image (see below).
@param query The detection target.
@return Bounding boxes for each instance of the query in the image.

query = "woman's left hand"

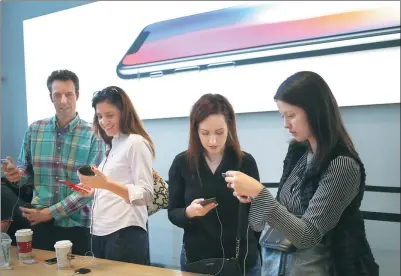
[77,166,109,189]
[225,171,265,201]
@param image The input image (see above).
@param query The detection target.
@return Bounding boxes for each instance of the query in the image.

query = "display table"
[1,246,197,276]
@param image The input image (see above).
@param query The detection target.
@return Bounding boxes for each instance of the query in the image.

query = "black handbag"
[183,206,243,276]
[260,227,296,276]
[260,227,295,253]
[184,256,242,276]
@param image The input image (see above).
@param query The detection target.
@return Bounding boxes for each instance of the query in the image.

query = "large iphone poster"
[23,1,400,124]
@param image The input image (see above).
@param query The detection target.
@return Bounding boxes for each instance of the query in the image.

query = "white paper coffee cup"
[54,240,73,269]
[15,229,33,259]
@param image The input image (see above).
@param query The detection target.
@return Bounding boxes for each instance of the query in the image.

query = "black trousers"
[1,184,90,256]
[92,225,150,265]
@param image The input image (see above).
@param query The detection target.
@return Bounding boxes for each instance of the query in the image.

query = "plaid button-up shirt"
[16,114,105,228]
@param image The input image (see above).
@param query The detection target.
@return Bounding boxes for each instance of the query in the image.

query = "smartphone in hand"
[78,166,95,176]
[59,180,91,193]
[0,158,9,166]
[23,203,35,209]
[199,197,217,206]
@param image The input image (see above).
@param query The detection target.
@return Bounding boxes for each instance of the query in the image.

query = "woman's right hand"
[76,184,95,197]
[185,198,217,219]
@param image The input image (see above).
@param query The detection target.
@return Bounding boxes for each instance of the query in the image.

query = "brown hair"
[91,86,155,158]
[187,93,243,171]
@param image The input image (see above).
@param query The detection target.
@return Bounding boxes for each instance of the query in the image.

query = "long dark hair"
[91,86,155,158]
[274,71,359,169]
[187,93,243,171]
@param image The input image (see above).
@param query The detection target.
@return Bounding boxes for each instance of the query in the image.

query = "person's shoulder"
[25,117,54,135]
[329,155,360,172]
[241,151,257,164]
[124,134,154,157]
[76,120,103,145]
[174,150,188,162]
[77,118,94,131]
[169,150,188,169]
[28,117,53,128]
[287,140,307,152]
[76,118,97,136]
[126,133,149,147]
[283,140,308,163]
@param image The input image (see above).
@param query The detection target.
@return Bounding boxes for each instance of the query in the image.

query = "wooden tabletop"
[0,246,197,276]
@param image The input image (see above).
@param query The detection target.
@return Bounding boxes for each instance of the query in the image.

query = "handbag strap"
[234,203,243,259]
[196,168,243,259]
[182,206,243,265]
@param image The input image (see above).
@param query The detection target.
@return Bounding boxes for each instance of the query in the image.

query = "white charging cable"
[71,155,110,273]
[213,207,250,276]
[213,207,226,276]
[5,186,21,234]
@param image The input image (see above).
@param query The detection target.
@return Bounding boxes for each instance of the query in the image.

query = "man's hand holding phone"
[185,198,217,219]
[19,204,53,226]
[1,157,23,183]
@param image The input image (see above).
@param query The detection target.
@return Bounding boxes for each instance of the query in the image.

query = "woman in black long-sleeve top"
[168,93,262,276]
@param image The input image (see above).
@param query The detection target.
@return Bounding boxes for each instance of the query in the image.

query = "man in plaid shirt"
[1,70,105,255]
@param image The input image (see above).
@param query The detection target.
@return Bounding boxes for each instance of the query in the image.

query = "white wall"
[1,2,399,275]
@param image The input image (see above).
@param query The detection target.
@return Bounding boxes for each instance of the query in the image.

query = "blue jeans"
[92,226,149,265]
[180,248,261,276]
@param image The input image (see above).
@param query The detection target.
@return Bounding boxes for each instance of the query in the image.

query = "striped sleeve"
[249,156,360,249]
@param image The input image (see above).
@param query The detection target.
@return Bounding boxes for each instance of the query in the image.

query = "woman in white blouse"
[76,86,154,265]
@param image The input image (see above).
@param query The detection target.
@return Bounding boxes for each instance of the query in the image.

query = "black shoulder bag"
[182,168,244,276]
[182,206,243,276]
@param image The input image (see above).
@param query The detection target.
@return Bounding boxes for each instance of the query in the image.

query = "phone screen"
[120,3,399,68]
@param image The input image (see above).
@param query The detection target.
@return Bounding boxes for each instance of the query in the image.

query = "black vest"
[277,141,379,276]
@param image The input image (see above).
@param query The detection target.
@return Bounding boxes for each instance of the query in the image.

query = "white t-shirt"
[91,133,154,236]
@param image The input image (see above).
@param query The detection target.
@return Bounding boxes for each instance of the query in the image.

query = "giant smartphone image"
[116,2,400,80]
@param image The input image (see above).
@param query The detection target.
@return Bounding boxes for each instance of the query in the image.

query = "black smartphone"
[200,198,217,207]
[23,203,34,209]
[44,255,75,265]
[21,203,35,220]
[78,165,95,176]
[44,257,57,265]
[75,268,91,274]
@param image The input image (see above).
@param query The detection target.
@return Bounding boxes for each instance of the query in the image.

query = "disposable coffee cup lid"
[54,240,73,248]
[15,229,33,236]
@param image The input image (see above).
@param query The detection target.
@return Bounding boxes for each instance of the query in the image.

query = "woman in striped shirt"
[224,71,378,276]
